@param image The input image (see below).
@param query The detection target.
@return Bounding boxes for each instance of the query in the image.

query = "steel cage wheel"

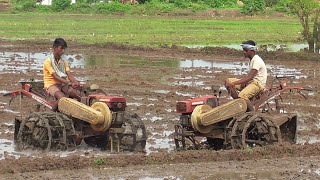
[241,113,281,148]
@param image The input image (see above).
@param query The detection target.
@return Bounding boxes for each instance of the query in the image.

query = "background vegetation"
[0,14,301,46]
[2,0,319,53]
[9,0,294,15]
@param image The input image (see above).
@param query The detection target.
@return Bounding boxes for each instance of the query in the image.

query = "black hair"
[53,38,67,49]
[242,40,256,46]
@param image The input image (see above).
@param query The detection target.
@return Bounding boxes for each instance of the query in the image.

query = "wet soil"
[0,41,320,179]
[3,153,320,179]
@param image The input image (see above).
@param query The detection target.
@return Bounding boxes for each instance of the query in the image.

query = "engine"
[87,95,127,112]
[176,95,219,127]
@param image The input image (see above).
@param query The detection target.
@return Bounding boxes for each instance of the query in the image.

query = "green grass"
[0,13,303,47]
[93,158,106,166]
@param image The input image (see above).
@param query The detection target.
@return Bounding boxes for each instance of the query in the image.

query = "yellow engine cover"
[58,97,112,132]
[191,99,247,133]
[200,98,247,126]
[191,105,213,134]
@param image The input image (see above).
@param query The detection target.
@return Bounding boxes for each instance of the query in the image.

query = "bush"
[181,0,235,8]
[77,0,101,4]
[10,0,268,14]
[95,2,132,14]
[275,0,292,12]
[137,0,153,4]
[203,0,223,8]
[52,0,71,12]
[189,2,208,12]
[265,0,279,7]
[148,0,176,13]
[36,5,53,13]
[134,0,176,15]
[13,0,37,12]
[68,3,92,13]
[241,0,265,15]
[173,0,191,8]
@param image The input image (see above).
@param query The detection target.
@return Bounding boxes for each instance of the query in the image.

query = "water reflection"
[144,129,175,155]
[180,59,244,69]
[0,52,309,79]
[86,55,178,68]
[296,135,320,145]
[0,138,31,160]
[86,56,308,79]
[184,43,310,53]
[0,52,84,73]
[200,171,275,180]
[180,59,306,77]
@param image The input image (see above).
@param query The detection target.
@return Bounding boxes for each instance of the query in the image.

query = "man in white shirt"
[225,40,267,111]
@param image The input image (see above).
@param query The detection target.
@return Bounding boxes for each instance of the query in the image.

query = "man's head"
[53,38,67,59]
[241,40,257,59]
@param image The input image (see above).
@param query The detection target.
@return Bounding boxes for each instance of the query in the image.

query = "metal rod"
[110,136,113,153]
[117,137,120,153]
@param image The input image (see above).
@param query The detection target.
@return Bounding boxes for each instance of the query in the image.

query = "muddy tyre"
[121,112,147,151]
[230,112,281,149]
[16,112,76,151]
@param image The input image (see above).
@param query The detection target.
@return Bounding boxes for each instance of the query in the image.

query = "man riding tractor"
[43,38,81,111]
[225,40,267,112]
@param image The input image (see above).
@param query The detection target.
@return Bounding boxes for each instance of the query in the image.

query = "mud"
[0,41,319,179]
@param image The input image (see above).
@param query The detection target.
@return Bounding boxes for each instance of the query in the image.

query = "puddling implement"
[174,76,308,150]
[6,81,147,152]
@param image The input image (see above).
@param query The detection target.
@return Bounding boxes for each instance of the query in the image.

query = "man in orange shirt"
[43,38,81,111]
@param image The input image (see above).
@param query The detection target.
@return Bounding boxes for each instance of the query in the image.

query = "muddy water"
[0,52,84,73]
[0,51,319,161]
[0,52,305,76]
[184,43,310,53]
